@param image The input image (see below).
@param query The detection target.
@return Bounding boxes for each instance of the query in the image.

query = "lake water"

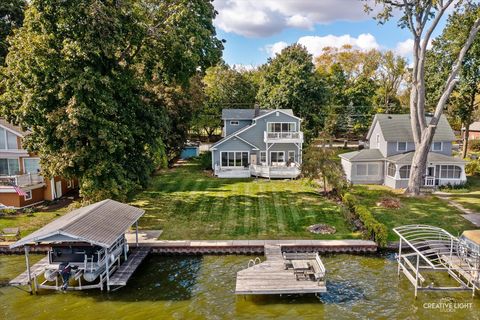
[1,253,479,320]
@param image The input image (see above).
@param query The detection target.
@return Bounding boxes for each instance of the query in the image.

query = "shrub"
[466,159,480,176]
[341,193,358,212]
[1,208,17,216]
[197,151,212,171]
[354,205,388,247]
[469,139,480,152]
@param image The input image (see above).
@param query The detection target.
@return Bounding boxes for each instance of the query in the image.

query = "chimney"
[254,103,260,117]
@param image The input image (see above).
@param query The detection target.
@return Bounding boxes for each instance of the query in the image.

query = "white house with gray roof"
[339,114,466,189]
[210,108,303,178]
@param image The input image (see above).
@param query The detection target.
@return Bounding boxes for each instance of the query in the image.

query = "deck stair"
[109,248,150,288]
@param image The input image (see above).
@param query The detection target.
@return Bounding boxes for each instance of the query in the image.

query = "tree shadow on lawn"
[135,190,356,240]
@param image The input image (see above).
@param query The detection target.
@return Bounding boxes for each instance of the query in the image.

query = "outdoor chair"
[0,227,20,241]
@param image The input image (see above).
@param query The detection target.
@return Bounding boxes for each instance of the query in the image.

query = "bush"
[342,193,358,212]
[197,151,212,170]
[466,159,480,176]
[354,205,388,247]
[1,208,17,216]
[469,139,480,152]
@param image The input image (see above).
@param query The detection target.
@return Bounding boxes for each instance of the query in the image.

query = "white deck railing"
[264,131,303,142]
[0,173,44,187]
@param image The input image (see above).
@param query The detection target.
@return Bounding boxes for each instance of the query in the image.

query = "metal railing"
[0,173,44,187]
[264,131,303,141]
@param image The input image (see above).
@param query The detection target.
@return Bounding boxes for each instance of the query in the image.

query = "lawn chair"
[0,227,20,241]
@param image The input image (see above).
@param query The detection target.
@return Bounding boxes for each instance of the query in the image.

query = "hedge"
[341,192,388,247]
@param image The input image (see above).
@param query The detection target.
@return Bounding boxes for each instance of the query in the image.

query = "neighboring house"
[339,114,466,189]
[210,108,303,178]
[463,121,480,140]
[0,119,76,208]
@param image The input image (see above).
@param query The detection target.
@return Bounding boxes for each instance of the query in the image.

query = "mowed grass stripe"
[271,184,287,235]
[257,181,269,237]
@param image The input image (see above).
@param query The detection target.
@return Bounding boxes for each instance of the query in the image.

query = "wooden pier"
[9,256,49,287]
[235,245,327,295]
[109,248,150,289]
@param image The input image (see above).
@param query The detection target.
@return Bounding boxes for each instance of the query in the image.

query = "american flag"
[13,186,28,196]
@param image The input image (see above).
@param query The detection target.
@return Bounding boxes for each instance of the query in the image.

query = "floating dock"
[235,245,327,295]
[109,248,150,290]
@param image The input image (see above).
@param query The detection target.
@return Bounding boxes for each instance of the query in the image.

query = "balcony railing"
[264,131,304,142]
[0,173,44,187]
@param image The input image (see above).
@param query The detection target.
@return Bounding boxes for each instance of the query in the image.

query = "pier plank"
[109,248,150,287]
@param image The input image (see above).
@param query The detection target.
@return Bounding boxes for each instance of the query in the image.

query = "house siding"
[368,122,388,156]
[212,138,256,169]
[224,119,252,136]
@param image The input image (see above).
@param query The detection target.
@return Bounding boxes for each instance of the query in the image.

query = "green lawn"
[0,209,68,238]
[440,175,480,213]
[131,161,359,240]
[350,185,476,242]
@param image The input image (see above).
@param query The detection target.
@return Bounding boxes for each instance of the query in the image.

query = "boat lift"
[394,225,480,297]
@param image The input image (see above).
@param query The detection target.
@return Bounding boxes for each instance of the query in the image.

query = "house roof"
[10,199,144,248]
[468,122,480,132]
[221,108,294,120]
[461,230,480,245]
[0,118,28,137]
[386,151,465,164]
[366,114,456,142]
[339,149,384,161]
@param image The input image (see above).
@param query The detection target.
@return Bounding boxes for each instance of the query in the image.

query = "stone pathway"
[434,192,480,227]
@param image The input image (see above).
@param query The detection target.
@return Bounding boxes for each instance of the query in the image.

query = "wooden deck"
[235,245,327,295]
[440,254,480,288]
[10,256,49,286]
[109,248,150,287]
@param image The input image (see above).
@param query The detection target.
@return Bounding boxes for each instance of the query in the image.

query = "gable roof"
[10,199,144,248]
[0,118,28,137]
[210,123,260,150]
[339,149,384,161]
[366,114,456,142]
[468,122,480,131]
[221,108,295,120]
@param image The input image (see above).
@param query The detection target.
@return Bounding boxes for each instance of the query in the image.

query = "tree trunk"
[463,125,470,159]
[407,127,436,195]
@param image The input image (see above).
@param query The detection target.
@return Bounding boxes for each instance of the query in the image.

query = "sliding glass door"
[221,152,249,167]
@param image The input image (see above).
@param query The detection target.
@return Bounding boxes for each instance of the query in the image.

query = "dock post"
[414,254,419,298]
[105,248,110,292]
[397,238,402,277]
[24,245,34,294]
[135,221,139,247]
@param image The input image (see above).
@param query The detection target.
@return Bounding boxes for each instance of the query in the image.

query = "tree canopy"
[0,0,223,201]
[0,0,26,65]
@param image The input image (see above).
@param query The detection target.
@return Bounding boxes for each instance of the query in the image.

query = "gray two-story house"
[339,114,466,189]
[210,108,303,178]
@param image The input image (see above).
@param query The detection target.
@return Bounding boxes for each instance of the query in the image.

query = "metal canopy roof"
[10,199,144,248]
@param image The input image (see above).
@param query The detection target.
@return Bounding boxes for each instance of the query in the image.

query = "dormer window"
[230,121,239,125]
[432,142,442,151]
[397,141,407,151]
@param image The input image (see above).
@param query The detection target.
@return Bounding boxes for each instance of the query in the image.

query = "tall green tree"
[0,0,26,65]
[426,4,480,158]
[367,0,480,195]
[257,44,326,142]
[0,0,222,201]
[194,64,257,140]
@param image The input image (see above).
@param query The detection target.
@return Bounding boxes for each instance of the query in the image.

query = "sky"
[212,0,448,67]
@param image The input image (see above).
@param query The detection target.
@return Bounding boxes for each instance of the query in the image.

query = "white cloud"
[264,33,380,58]
[395,38,433,59]
[264,41,289,57]
[214,0,376,37]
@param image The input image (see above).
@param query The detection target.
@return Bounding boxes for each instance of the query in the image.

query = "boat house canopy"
[10,199,145,249]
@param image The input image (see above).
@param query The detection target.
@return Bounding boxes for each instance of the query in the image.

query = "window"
[270,151,285,165]
[0,159,19,175]
[230,121,239,125]
[432,142,442,151]
[260,151,266,164]
[24,190,32,201]
[397,142,407,151]
[356,163,379,176]
[376,134,380,148]
[0,128,19,150]
[288,151,295,162]
[440,165,461,179]
[267,122,296,133]
[220,151,249,167]
[23,158,41,174]
[387,163,396,177]
[399,165,411,179]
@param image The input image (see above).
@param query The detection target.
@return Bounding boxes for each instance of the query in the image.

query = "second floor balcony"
[0,173,44,187]
[264,131,304,143]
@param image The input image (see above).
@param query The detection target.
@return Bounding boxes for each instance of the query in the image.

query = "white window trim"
[23,157,41,174]
[0,158,20,176]
[24,190,32,201]
[220,151,250,168]
[356,163,380,177]
[266,122,297,133]
[260,151,266,164]
[270,151,285,165]
[67,179,73,188]
[398,165,412,180]
[432,141,443,151]
[288,150,295,162]
[397,141,407,152]
[230,121,239,126]
[386,162,396,178]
